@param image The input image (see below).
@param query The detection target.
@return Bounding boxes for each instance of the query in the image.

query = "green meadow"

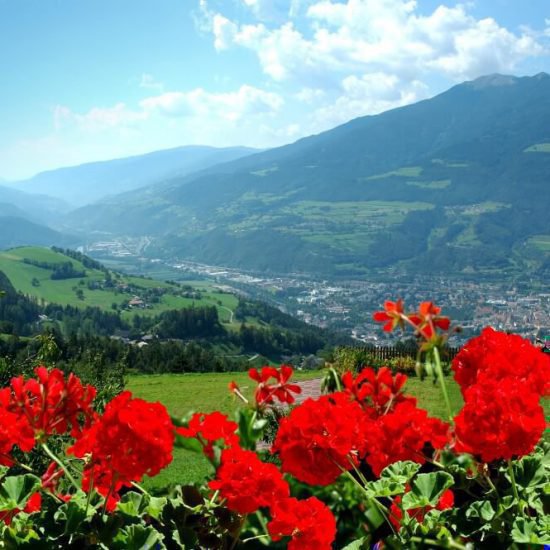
[0,246,240,324]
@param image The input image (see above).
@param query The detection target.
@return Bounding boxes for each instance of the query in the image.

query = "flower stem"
[41,443,79,490]
[242,534,270,544]
[482,471,500,500]
[130,481,150,496]
[508,459,524,517]
[433,346,453,423]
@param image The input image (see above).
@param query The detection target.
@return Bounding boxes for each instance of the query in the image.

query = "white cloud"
[201,0,547,84]
[53,103,148,132]
[140,85,284,121]
[310,73,429,131]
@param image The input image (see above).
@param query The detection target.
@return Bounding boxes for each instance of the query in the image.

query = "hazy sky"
[1,0,549,180]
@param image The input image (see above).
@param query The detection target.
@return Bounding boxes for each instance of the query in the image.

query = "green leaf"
[511,455,547,492]
[380,461,421,483]
[117,492,148,517]
[511,517,546,544]
[465,500,495,522]
[112,524,166,550]
[237,408,266,449]
[0,474,41,512]
[54,490,95,534]
[147,496,167,520]
[402,472,454,510]
[341,537,368,550]
[367,478,406,498]
[174,433,203,453]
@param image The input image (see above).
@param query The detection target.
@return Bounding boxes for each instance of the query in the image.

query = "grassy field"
[0,246,241,325]
[127,371,467,491]
[528,234,550,252]
[525,142,550,153]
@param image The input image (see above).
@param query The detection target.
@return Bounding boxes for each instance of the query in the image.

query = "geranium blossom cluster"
[452,328,549,462]
[0,368,176,520]
[180,365,337,549]
[0,311,547,547]
[273,368,449,482]
[0,366,96,464]
[69,391,175,509]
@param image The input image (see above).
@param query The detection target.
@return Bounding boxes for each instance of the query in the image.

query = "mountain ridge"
[65,73,550,278]
[9,145,261,207]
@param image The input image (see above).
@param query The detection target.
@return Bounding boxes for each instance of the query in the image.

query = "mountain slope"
[0,217,74,250]
[0,184,70,224]
[68,73,550,277]
[10,145,259,206]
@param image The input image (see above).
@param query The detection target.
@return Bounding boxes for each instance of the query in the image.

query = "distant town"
[85,238,550,346]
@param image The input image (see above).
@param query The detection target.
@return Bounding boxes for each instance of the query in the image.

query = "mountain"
[0,184,70,224]
[67,73,550,278]
[0,217,75,250]
[9,145,260,207]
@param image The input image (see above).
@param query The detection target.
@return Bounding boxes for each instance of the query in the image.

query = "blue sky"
[1,0,549,180]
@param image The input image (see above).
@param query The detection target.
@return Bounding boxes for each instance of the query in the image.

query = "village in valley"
[84,240,550,347]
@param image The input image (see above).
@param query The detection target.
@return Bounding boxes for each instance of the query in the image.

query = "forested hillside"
[0,247,346,378]
[67,73,550,278]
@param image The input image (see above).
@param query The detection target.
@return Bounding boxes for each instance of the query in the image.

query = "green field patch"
[431,159,469,168]
[445,202,510,217]
[406,179,451,189]
[524,143,550,153]
[454,224,480,247]
[250,166,278,176]
[0,247,240,324]
[527,234,550,251]
[365,166,423,180]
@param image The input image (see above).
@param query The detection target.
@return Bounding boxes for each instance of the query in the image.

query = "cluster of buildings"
[85,240,549,346]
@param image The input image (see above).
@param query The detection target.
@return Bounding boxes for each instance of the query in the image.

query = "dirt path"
[294,377,323,403]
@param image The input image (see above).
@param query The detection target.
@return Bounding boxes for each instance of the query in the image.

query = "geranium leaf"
[117,492,147,517]
[0,474,41,511]
[341,537,367,549]
[511,517,547,544]
[402,472,454,510]
[510,455,546,492]
[174,433,203,454]
[380,461,421,483]
[112,524,166,549]
[465,500,495,522]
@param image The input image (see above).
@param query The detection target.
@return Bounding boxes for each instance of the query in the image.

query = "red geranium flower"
[452,328,550,397]
[69,391,174,510]
[454,379,545,462]
[268,497,336,550]
[272,392,369,485]
[409,301,450,340]
[373,300,405,332]
[209,447,289,514]
[6,366,96,441]
[363,400,450,476]
[342,367,412,416]
[0,394,35,465]
[249,365,302,406]
[389,489,454,530]
[177,411,239,459]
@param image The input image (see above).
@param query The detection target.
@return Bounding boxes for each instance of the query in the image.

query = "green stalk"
[508,460,524,517]
[41,442,79,490]
[433,346,453,423]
